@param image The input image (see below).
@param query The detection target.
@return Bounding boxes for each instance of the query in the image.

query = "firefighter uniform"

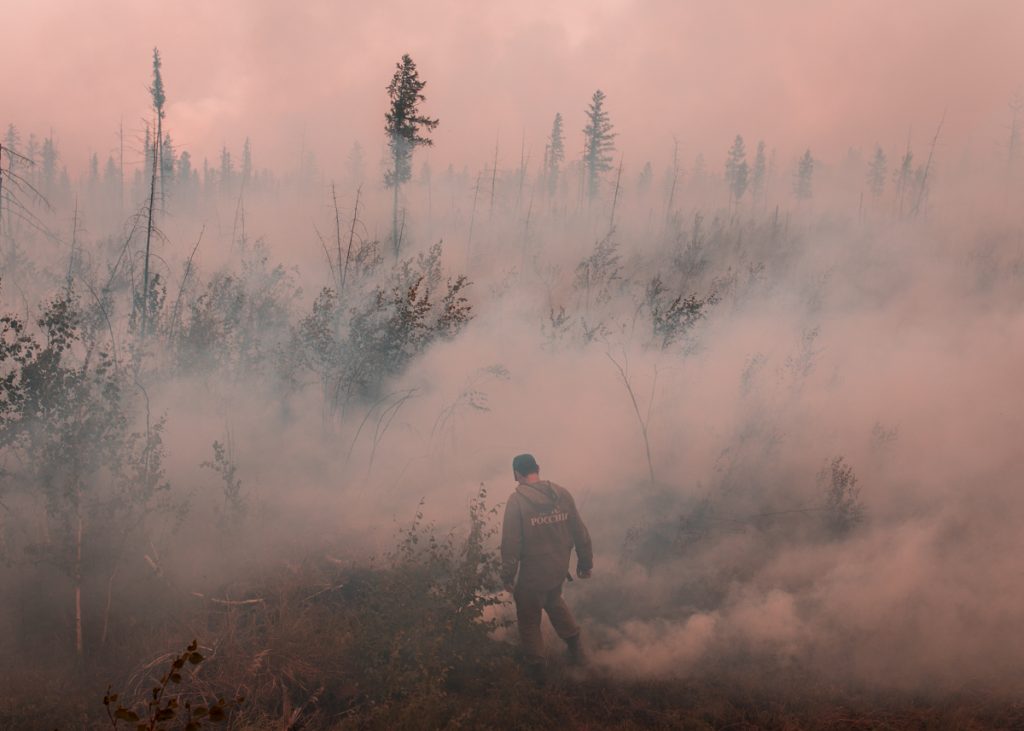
[500,479,593,664]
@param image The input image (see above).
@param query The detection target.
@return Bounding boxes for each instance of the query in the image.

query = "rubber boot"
[566,632,586,666]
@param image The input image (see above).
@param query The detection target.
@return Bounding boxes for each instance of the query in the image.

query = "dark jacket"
[500,480,593,591]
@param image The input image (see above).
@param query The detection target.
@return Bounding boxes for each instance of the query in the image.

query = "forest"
[3,41,1024,729]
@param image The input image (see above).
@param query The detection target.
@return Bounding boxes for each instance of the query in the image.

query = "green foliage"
[175,242,299,375]
[794,149,815,200]
[750,140,767,202]
[289,243,473,406]
[0,290,176,648]
[573,232,622,310]
[645,276,713,350]
[583,89,616,200]
[345,486,509,717]
[546,112,565,196]
[867,145,887,198]
[131,272,166,337]
[725,134,749,202]
[345,272,471,399]
[201,440,245,524]
[384,54,438,189]
[149,48,166,118]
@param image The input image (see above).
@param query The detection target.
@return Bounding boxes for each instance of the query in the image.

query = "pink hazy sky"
[3,0,1022,176]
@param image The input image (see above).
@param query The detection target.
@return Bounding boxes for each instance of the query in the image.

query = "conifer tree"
[41,136,57,197]
[867,145,887,198]
[725,134,749,204]
[347,141,365,188]
[794,149,815,200]
[161,133,175,188]
[102,154,120,214]
[637,161,653,195]
[582,90,616,201]
[894,144,914,215]
[149,48,167,202]
[546,112,565,197]
[750,140,767,205]
[176,150,193,206]
[384,54,438,258]
[220,146,234,192]
[141,48,166,338]
[242,137,253,186]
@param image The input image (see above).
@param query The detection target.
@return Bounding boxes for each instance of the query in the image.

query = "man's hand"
[577,568,592,579]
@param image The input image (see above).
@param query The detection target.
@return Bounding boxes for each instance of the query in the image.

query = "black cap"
[512,453,540,476]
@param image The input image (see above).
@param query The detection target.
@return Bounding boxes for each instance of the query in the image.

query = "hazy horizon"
[5,0,1024,178]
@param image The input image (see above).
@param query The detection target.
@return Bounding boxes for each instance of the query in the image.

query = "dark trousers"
[514,583,579,662]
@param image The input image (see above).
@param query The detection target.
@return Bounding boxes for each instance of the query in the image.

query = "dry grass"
[3,550,1024,730]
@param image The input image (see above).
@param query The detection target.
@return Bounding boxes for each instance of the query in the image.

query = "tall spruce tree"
[219,146,234,192]
[39,136,58,199]
[346,141,365,188]
[384,54,438,258]
[894,143,914,215]
[241,137,253,186]
[725,134,749,204]
[150,48,167,201]
[582,89,616,201]
[141,47,166,338]
[750,140,767,205]
[867,145,887,198]
[546,112,565,197]
[794,149,815,200]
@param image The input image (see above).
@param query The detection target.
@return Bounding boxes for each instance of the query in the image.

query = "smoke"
[4,1,1024,172]
[106,186,1024,694]
[4,5,1024,710]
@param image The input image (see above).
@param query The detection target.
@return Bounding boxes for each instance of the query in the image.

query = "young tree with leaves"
[384,54,438,259]
[582,90,616,202]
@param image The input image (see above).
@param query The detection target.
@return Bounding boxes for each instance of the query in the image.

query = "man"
[501,453,593,678]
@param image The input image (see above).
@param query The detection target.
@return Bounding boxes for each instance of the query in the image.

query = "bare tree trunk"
[467,172,481,267]
[912,112,945,218]
[141,123,158,339]
[392,180,400,260]
[119,118,125,217]
[169,225,204,343]
[100,563,117,649]
[341,186,361,298]
[489,134,499,220]
[156,111,164,210]
[516,131,527,213]
[607,353,657,487]
[609,158,623,234]
[331,183,343,292]
[666,139,679,229]
[74,492,84,660]
[0,143,5,248]
[65,196,78,295]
